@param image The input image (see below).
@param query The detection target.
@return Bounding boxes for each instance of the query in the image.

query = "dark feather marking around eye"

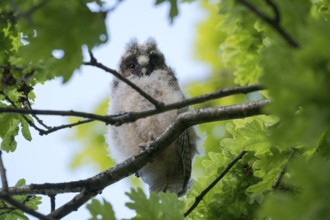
[128,63,136,70]
[149,53,164,68]
[123,56,138,70]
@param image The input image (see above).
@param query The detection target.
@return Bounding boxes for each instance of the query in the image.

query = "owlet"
[106,39,196,196]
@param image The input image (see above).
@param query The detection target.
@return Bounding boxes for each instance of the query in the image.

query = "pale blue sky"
[4,1,208,219]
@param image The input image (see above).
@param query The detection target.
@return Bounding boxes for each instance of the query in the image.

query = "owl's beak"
[141,67,147,75]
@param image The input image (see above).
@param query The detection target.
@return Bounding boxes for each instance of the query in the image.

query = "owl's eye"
[128,63,136,70]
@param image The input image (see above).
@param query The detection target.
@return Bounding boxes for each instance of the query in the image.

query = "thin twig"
[1,91,46,134]
[184,151,247,217]
[264,0,280,23]
[49,195,56,212]
[1,90,95,135]
[272,148,297,189]
[84,51,164,109]
[0,107,109,122]
[238,0,299,48]
[0,151,56,219]
[0,151,9,192]
[0,65,24,71]
[48,189,96,219]
[39,119,95,135]
[24,97,51,130]
[0,194,57,220]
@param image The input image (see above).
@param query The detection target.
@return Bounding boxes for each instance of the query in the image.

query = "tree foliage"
[0,0,330,219]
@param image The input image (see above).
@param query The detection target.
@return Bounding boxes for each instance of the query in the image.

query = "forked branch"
[4,100,269,219]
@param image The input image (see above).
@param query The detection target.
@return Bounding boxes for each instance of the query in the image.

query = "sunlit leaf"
[87,199,116,220]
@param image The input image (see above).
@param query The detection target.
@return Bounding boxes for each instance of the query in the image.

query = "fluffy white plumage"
[106,39,196,196]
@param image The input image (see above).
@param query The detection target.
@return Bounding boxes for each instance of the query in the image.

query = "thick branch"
[49,100,269,218]
[184,151,247,217]
[6,100,269,219]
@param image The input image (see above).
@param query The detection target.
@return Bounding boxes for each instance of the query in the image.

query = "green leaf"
[0,179,41,220]
[220,116,277,156]
[246,148,288,200]
[0,210,29,220]
[259,158,330,220]
[87,199,116,220]
[17,1,107,82]
[20,119,32,141]
[261,19,330,145]
[155,0,179,23]
[1,118,19,152]
[15,179,26,187]
[125,188,185,220]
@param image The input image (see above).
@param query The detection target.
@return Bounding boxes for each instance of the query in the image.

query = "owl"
[106,39,196,196]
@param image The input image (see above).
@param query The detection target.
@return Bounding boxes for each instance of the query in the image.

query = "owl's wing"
[177,129,194,193]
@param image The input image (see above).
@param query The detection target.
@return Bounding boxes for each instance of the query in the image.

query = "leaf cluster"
[0,179,41,220]
[0,0,107,152]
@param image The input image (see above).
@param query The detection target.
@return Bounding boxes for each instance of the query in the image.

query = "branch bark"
[0,84,264,127]
[272,148,297,190]
[0,150,57,220]
[0,151,9,191]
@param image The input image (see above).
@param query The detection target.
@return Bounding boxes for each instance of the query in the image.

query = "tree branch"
[0,84,264,126]
[8,100,269,196]
[23,96,51,130]
[264,0,280,23]
[0,151,9,191]
[238,0,299,48]
[0,91,46,134]
[48,189,97,219]
[49,195,56,212]
[0,194,57,220]
[38,119,95,136]
[84,51,164,109]
[272,148,297,190]
[184,151,247,217]
[0,150,56,220]
[5,100,269,218]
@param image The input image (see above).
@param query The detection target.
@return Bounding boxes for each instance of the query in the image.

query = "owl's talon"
[148,133,155,141]
[139,144,147,152]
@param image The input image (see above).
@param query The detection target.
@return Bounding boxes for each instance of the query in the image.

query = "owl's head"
[119,39,168,77]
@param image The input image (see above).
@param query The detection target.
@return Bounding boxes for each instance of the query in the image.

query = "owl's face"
[119,39,167,77]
